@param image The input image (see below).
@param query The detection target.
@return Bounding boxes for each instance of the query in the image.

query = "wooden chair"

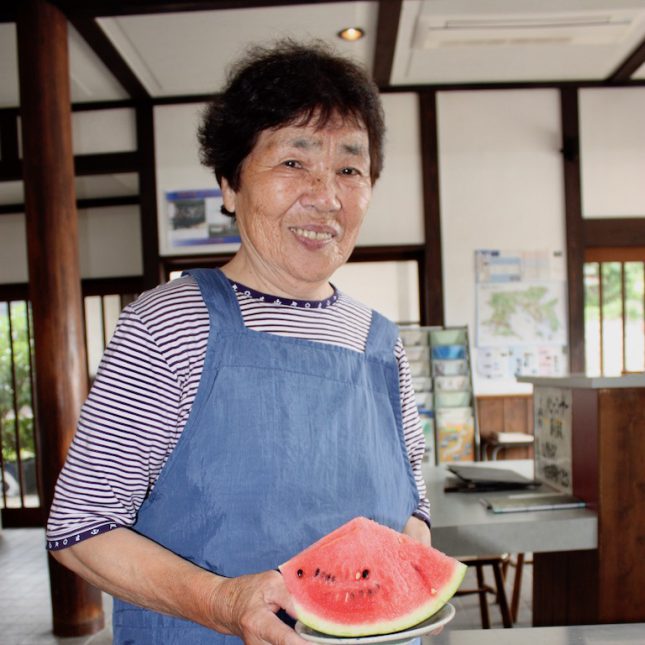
[479,431,533,624]
[483,431,534,460]
[455,556,513,628]
[504,552,533,624]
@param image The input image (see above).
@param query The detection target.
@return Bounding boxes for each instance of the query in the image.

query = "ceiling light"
[338,27,365,42]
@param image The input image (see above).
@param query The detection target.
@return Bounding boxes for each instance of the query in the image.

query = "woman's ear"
[220,177,237,214]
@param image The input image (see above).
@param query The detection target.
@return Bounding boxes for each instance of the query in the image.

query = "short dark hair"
[197,39,385,195]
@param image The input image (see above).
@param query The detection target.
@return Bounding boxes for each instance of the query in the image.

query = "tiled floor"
[0,529,112,645]
[0,528,532,644]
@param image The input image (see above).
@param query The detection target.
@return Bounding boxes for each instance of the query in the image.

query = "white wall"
[77,205,142,277]
[0,108,141,284]
[70,108,137,155]
[437,89,566,394]
[0,206,142,283]
[331,260,420,323]
[579,87,645,218]
[360,93,424,246]
[0,214,28,283]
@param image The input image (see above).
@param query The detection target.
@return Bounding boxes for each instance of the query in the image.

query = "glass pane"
[583,263,601,376]
[624,262,644,374]
[1,302,11,507]
[600,262,623,376]
[84,295,105,380]
[103,295,122,343]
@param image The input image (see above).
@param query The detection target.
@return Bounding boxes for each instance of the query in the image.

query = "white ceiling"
[97,2,378,97]
[1,0,645,109]
[394,0,645,84]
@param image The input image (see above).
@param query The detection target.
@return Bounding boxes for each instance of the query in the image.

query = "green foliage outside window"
[0,302,36,464]
[584,262,644,321]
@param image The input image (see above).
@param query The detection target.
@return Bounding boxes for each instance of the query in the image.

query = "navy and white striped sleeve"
[46,296,190,549]
[395,339,432,527]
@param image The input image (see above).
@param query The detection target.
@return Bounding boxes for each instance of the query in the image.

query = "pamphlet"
[480,492,586,514]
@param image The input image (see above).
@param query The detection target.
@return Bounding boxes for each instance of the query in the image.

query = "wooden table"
[423,460,599,626]
[518,375,645,625]
[423,460,597,557]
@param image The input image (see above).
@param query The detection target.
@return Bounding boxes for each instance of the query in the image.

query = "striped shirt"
[46,275,430,549]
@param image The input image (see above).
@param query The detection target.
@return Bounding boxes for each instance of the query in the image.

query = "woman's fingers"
[214,570,308,645]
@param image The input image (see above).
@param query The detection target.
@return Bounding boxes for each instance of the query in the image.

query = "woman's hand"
[211,570,307,645]
[402,515,431,546]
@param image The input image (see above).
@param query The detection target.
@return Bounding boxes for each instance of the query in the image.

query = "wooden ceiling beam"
[372,0,402,88]
[584,218,645,247]
[608,35,645,82]
[67,16,150,99]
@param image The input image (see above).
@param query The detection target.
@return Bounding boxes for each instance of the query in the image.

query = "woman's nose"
[302,172,341,212]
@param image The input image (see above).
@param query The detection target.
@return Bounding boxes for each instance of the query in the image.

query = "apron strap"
[365,309,399,359]
[184,268,244,332]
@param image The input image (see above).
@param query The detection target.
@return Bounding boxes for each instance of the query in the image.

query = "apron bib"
[113,268,418,644]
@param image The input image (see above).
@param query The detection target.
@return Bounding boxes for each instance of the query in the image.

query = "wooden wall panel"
[535,385,645,626]
[533,550,599,626]
[596,387,645,623]
[476,395,534,459]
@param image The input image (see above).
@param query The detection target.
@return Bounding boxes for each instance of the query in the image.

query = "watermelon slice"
[279,517,466,637]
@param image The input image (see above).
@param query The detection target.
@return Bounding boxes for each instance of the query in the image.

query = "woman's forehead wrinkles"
[281,135,368,157]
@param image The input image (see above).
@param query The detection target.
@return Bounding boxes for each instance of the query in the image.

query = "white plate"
[295,603,456,645]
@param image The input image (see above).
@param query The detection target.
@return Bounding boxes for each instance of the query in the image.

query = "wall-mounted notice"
[533,386,573,494]
[475,249,568,380]
[166,189,240,249]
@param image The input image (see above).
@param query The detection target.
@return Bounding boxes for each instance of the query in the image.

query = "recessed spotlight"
[337,27,365,42]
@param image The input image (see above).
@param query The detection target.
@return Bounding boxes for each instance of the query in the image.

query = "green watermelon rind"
[292,560,467,637]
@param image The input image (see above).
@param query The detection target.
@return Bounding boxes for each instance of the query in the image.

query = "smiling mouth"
[289,226,334,241]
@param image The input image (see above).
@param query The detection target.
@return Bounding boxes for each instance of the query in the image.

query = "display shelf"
[400,325,480,464]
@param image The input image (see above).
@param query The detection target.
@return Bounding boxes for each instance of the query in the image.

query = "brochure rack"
[399,325,480,464]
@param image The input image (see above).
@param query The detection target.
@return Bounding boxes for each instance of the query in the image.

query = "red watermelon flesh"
[279,517,466,637]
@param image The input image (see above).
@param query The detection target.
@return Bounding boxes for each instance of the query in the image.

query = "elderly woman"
[47,40,431,644]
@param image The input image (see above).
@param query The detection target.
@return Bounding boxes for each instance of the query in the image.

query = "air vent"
[412,12,639,48]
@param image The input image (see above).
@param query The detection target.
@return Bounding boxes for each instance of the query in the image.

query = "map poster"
[476,281,567,347]
[533,386,573,493]
[475,249,568,380]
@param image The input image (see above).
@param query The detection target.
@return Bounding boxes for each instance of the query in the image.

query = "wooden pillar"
[560,88,586,373]
[16,0,104,637]
[418,89,444,326]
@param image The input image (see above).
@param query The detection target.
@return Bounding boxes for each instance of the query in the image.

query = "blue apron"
[113,268,419,644]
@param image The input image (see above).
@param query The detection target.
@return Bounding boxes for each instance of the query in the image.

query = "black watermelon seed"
[297,569,303,578]
[362,569,369,579]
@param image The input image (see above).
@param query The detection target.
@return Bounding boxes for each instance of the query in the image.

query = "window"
[1,291,135,518]
[0,300,38,511]
[584,249,645,376]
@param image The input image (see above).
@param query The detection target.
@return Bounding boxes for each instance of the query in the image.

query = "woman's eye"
[283,160,301,169]
[340,167,361,176]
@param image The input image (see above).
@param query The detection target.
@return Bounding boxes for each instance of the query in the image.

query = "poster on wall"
[533,386,573,494]
[475,249,568,380]
[166,189,240,250]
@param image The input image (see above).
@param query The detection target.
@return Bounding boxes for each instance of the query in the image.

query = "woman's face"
[221,116,372,299]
